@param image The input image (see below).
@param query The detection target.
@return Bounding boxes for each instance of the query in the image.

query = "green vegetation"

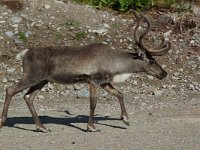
[71,0,194,11]
[163,0,175,8]
[63,19,80,29]
[74,0,151,11]
[55,19,87,41]
[55,32,63,41]
[18,32,27,41]
[75,31,86,40]
[111,23,122,29]
[176,2,193,12]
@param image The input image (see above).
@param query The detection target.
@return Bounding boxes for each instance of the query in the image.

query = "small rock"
[30,22,36,27]
[73,85,81,90]
[173,72,179,76]
[41,88,46,92]
[25,31,31,38]
[104,113,111,116]
[133,81,138,85]
[2,12,8,16]
[61,92,67,96]
[162,85,167,88]
[7,68,15,73]
[197,57,200,62]
[47,82,54,89]
[44,4,51,9]
[178,68,183,72]
[0,20,6,24]
[147,75,154,80]
[111,18,116,22]
[194,85,200,91]
[14,37,23,44]
[105,38,112,43]
[39,107,45,112]
[171,76,179,80]
[5,31,14,38]
[103,14,107,19]
[38,95,45,99]
[153,90,164,97]
[77,89,89,98]
[66,85,74,90]
[141,102,147,107]
[127,37,133,42]
[128,46,132,50]
[2,77,8,83]
[92,28,108,35]
[122,19,127,23]
[86,25,90,29]
[12,24,18,28]
[164,30,172,38]
[188,84,195,90]
[179,39,184,42]
[171,85,177,89]
[10,16,22,24]
[190,40,195,44]
[90,36,95,40]
[103,23,110,28]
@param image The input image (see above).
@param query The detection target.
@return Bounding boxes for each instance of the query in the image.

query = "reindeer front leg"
[87,81,99,132]
[101,83,129,126]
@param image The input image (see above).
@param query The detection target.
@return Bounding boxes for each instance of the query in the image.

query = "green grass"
[55,32,63,41]
[70,0,194,12]
[18,32,27,41]
[74,31,86,40]
[63,19,80,29]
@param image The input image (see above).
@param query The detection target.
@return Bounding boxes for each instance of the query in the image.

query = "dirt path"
[0,104,200,150]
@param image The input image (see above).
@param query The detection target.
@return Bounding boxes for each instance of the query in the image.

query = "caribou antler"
[131,10,171,56]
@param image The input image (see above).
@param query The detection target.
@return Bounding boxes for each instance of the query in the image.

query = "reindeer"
[0,10,170,132]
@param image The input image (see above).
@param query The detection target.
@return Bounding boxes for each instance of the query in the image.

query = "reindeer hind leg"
[0,74,44,128]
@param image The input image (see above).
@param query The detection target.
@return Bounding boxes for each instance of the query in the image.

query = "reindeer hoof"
[0,117,5,128]
[87,125,100,132]
[121,115,130,126]
[87,127,101,132]
[36,126,51,133]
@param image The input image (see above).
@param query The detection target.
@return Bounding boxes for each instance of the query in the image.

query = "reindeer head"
[131,10,171,80]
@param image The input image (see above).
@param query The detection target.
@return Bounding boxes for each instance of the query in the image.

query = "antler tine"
[130,9,140,21]
[131,10,152,52]
[131,9,143,44]
[148,40,171,56]
[140,13,171,55]
[138,12,151,47]
[132,10,171,56]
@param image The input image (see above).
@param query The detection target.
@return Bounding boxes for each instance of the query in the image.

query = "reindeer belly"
[50,73,89,84]
[49,71,113,85]
[113,73,133,83]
